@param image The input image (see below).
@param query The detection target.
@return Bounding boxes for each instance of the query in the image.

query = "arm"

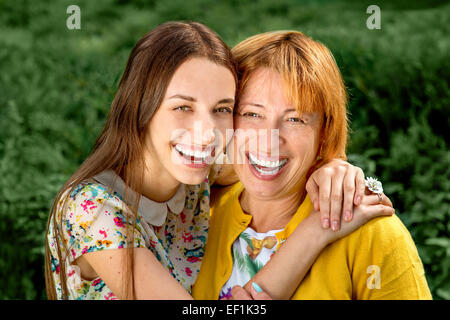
[81,248,193,299]
[217,159,369,226]
[240,160,367,299]
[234,194,394,300]
[240,209,330,300]
[66,184,194,300]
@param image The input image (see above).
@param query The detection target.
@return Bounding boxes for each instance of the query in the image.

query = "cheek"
[149,121,170,146]
[151,111,190,144]
[289,131,318,162]
[234,119,260,147]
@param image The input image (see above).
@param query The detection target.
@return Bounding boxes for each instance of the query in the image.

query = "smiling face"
[144,57,236,185]
[233,67,323,199]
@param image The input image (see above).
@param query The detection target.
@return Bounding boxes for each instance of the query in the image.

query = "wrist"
[318,227,334,247]
[294,213,331,249]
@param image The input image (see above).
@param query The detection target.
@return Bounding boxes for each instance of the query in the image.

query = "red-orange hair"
[232,31,348,173]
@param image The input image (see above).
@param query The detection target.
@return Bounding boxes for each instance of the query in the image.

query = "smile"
[175,144,212,160]
[248,152,288,176]
[173,143,216,167]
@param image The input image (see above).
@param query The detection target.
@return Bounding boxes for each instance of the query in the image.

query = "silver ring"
[377,193,383,204]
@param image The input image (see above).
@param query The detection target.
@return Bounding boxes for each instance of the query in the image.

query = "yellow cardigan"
[192,182,432,300]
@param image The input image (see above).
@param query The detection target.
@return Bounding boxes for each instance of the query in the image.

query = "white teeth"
[249,153,287,168]
[253,165,281,175]
[175,144,210,159]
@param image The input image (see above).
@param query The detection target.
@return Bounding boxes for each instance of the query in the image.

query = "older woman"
[192,31,431,300]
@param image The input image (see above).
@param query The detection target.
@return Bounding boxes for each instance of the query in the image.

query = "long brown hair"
[45,21,237,300]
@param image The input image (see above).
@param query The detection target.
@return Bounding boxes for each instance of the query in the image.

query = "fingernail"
[344,211,352,221]
[332,220,339,231]
[355,196,361,205]
[252,282,262,293]
[322,218,329,228]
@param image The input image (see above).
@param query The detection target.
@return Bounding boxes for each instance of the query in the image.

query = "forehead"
[241,68,284,98]
[239,68,287,106]
[165,57,236,99]
[239,67,324,118]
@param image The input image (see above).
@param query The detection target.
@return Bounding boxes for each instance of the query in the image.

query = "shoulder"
[68,180,123,204]
[54,180,147,258]
[348,214,424,270]
[347,214,432,299]
[359,214,415,248]
[62,180,127,214]
[56,179,133,235]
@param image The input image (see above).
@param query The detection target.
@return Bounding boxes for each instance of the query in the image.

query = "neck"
[240,187,306,233]
[141,169,180,203]
[138,154,181,203]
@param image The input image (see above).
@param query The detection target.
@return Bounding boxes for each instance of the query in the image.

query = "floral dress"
[47,170,211,299]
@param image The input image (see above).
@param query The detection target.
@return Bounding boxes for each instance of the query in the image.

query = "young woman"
[192,31,432,300]
[46,22,384,300]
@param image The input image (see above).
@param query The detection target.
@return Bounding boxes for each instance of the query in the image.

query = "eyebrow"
[241,103,298,113]
[169,94,234,105]
[240,103,265,108]
[169,94,197,102]
[217,98,235,104]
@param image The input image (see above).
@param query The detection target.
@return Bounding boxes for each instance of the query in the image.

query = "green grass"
[0,0,448,299]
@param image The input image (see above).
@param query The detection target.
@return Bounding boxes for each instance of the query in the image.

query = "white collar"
[92,170,186,227]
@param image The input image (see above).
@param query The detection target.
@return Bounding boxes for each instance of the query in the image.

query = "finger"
[342,168,357,222]
[318,170,332,229]
[230,285,252,300]
[383,194,393,208]
[354,168,366,205]
[306,177,320,211]
[362,204,395,220]
[361,194,393,207]
[329,166,347,231]
[250,282,272,300]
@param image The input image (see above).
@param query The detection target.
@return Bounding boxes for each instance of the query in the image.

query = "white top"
[219,226,283,300]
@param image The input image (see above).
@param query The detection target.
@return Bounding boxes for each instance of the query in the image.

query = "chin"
[173,169,210,185]
[242,179,281,198]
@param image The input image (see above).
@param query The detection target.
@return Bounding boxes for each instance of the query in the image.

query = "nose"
[258,117,285,154]
[192,113,217,147]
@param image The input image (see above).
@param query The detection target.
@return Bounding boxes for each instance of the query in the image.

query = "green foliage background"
[0,0,448,299]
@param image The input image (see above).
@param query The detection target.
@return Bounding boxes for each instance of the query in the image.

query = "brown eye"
[242,112,260,118]
[215,106,233,114]
[287,117,306,124]
[173,105,191,112]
